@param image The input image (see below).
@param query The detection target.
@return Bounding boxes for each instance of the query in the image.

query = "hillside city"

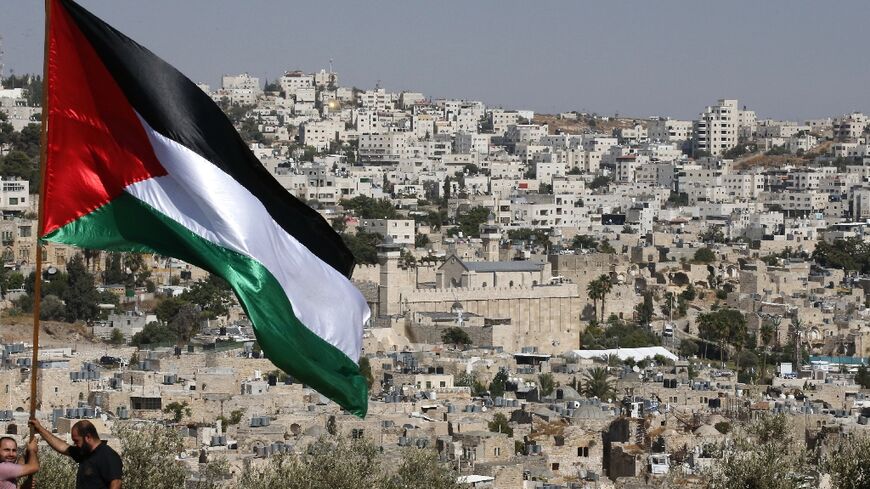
[1,68,869,488]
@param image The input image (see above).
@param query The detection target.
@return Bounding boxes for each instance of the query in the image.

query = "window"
[578,446,589,457]
[131,397,162,410]
[551,463,560,471]
[494,447,500,456]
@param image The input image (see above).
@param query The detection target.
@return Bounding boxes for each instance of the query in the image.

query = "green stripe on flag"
[43,192,368,416]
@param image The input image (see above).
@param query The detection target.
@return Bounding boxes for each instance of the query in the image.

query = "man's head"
[71,420,100,454]
[0,437,17,463]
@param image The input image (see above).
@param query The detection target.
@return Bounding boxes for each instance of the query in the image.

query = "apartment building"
[693,99,754,156]
[647,118,693,142]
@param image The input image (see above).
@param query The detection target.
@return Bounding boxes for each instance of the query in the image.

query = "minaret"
[479,212,501,262]
[377,235,403,317]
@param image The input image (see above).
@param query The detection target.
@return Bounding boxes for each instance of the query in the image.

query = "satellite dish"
[46,267,58,275]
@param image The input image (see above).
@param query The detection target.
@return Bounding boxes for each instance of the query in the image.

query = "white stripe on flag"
[126,115,369,362]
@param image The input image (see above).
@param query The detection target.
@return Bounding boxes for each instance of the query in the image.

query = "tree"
[341,231,382,265]
[822,433,870,489]
[680,283,696,302]
[635,292,654,326]
[488,369,508,398]
[40,294,66,321]
[587,277,605,322]
[441,327,472,348]
[31,447,76,489]
[414,233,430,249]
[358,357,374,388]
[589,175,611,190]
[598,240,616,254]
[238,436,381,489]
[103,252,126,284]
[238,435,462,489]
[582,367,616,400]
[217,408,246,427]
[571,235,598,251]
[109,328,126,346]
[181,275,233,319]
[698,308,747,365]
[340,196,399,220]
[693,247,716,264]
[4,272,24,291]
[115,424,189,489]
[707,414,810,489]
[63,254,101,323]
[586,276,613,322]
[700,227,726,244]
[812,237,869,273]
[170,303,202,344]
[856,365,870,389]
[450,206,490,238]
[155,296,186,323]
[488,412,514,437]
[131,321,177,346]
[192,457,231,489]
[163,401,192,423]
[538,373,556,397]
[679,339,699,358]
[383,448,464,489]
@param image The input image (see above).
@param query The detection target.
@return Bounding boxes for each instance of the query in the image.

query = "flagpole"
[30,0,52,425]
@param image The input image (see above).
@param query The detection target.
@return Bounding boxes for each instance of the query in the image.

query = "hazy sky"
[2,1,869,120]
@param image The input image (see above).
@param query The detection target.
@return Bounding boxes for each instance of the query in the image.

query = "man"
[30,419,121,489]
[0,436,39,489]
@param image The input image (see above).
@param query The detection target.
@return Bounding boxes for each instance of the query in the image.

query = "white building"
[278,71,314,96]
[648,118,693,142]
[693,99,753,156]
[0,179,29,213]
[359,219,416,245]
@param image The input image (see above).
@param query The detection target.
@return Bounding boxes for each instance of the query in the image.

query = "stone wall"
[400,284,584,353]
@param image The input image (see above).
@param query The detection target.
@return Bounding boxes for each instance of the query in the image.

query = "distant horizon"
[2,0,869,121]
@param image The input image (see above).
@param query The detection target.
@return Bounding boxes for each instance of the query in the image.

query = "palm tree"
[582,366,616,400]
[760,321,775,383]
[789,316,807,369]
[586,278,604,321]
[597,274,613,322]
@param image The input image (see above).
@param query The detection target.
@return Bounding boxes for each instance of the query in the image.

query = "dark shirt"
[68,441,122,489]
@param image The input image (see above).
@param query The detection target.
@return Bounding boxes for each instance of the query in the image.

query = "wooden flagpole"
[30,0,52,424]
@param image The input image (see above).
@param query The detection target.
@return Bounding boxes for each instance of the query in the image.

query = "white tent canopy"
[567,347,678,362]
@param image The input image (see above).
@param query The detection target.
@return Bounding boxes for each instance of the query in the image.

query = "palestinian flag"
[43,0,370,416]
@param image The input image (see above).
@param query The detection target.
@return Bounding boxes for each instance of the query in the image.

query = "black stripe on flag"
[57,0,356,278]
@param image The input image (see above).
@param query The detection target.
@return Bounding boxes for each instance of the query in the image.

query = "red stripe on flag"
[42,0,167,236]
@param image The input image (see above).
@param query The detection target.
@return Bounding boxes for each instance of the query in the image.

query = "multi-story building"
[833,113,868,140]
[359,219,416,246]
[358,132,411,162]
[299,119,345,152]
[0,178,29,214]
[648,118,693,142]
[278,71,314,96]
[693,99,754,156]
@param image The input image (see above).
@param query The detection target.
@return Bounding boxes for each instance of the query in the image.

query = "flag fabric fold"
[44,0,370,416]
